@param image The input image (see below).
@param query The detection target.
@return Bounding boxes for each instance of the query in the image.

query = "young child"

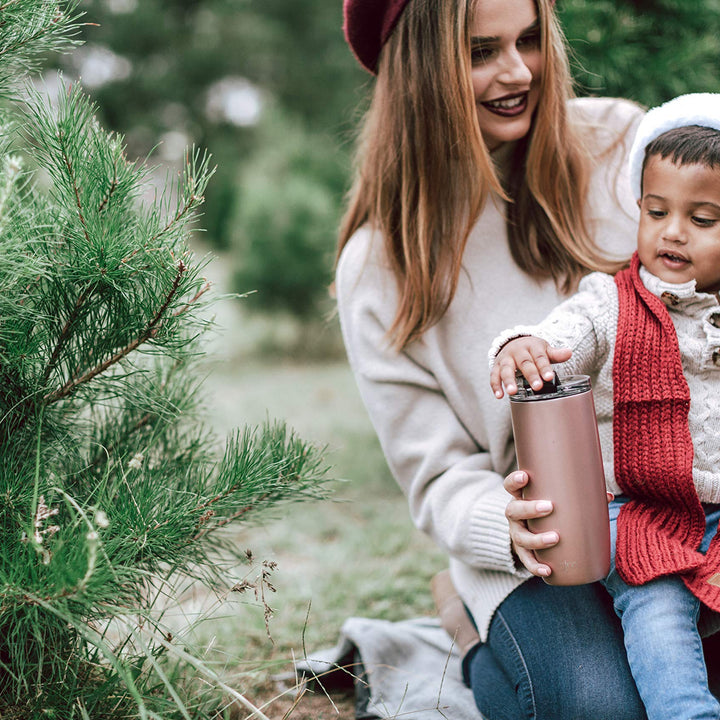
[489,93,720,720]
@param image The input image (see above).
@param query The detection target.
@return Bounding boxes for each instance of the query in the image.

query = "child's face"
[637,155,720,293]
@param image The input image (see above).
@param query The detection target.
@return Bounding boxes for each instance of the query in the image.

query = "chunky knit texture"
[337,97,643,641]
[614,254,720,610]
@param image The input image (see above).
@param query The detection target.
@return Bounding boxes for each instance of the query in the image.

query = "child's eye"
[692,216,718,227]
[647,209,666,219]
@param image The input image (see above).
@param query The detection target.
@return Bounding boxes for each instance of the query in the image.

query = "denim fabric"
[601,499,720,720]
[467,578,648,720]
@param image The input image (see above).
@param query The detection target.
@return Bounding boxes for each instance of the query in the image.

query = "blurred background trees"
[51,0,365,329]
[50,0,720,332]
[560,0,720,106]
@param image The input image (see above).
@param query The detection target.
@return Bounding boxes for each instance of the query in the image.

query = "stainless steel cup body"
[510,376,611,585]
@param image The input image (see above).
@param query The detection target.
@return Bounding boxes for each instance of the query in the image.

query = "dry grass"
[167,249,447,717]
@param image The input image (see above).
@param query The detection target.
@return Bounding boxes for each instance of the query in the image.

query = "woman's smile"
[481,92,529,117]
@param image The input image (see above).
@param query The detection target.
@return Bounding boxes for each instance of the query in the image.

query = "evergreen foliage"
[0,2,330,717]
[45,2,720,322]
[46,0,361,321]
[558,0,720,107]
[231,111,346,319]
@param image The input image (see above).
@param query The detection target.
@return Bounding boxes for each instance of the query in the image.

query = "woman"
[337,0,650,717]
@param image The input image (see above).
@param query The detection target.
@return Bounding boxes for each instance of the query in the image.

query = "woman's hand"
[504,470,557,578]
[504,471,615,577]
[490,336,572,398]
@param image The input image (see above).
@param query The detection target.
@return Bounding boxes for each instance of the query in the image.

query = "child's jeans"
[603,498,720,720]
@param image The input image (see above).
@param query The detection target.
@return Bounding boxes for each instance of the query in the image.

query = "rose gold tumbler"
[509,374,610,586]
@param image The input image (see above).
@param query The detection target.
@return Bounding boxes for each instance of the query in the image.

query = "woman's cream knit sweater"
[335,97,643,640]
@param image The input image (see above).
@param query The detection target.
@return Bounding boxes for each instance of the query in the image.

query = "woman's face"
[469,0,543,151]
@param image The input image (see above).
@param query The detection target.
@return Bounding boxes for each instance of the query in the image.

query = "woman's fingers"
[505,471,557,577]
[514,545,553,578]
[509,517,558,578]
[509,517,558,550]
[504,471,528,498]
[505,497,554,524]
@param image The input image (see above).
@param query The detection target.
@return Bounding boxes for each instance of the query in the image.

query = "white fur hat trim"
[629,93,720,200]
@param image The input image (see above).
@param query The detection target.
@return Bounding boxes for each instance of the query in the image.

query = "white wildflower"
[128,452,144,470]
[94,509,109,528]
[30,495,61,563]
[6,155,22,178]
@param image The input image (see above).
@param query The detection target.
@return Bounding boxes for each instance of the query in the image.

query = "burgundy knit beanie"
[343,0,412,74]
[343,0,557,76]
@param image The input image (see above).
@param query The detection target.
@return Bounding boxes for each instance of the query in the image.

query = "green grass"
[166,268,447,710]
[196,353,446,661]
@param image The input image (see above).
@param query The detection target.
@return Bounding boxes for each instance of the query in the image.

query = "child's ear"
[636,198,642,209]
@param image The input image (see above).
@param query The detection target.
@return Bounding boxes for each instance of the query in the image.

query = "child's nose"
[662,217,688,243]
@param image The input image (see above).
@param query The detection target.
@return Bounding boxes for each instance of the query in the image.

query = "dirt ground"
[264,690,356,720]
[223,681,357,719]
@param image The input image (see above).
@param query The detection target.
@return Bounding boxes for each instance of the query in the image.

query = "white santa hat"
[629,93,720,200]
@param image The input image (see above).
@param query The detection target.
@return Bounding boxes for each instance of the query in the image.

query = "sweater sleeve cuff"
[467,482,531,578]
[487,327,536,370]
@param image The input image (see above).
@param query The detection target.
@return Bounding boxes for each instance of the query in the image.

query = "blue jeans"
[467,578,647,720]
[466,578,720,720]
[601,498,720,720]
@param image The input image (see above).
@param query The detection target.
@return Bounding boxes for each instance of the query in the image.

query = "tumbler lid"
[509,373,592,402]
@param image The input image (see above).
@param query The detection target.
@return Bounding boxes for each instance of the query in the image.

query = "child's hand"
[490,336,572,398]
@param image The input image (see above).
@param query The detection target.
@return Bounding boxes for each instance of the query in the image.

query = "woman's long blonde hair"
[338,0,622,349]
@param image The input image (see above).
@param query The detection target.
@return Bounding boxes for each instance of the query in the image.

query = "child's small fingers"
[547,346,572,363]
[527,349,556,383]
[517,356,544,391]
[498,362,520,395]
[490,367,504,398]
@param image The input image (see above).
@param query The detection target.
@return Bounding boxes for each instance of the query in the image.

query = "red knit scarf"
[614,252,720,609]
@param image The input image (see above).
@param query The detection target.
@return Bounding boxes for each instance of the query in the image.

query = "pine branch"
[43,260,189,404]
[0,5,332,715]
[150,194,200,245]
[97,170,118,213]
[190,497,267,541]
[0,11,61,61]
[87,411,153,470]
[41,282,95,385]
[150,148,215,245]
[57,127,91,243]
[0,1,83,98]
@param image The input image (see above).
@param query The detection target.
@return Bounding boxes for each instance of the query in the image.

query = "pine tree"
[0,2,330,717]
[558,0,720,107]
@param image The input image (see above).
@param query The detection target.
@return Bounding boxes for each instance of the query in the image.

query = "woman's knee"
[473,580,647,720]
[469,638,646,720]
[543,677,645,720]
[467,644,525,720]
